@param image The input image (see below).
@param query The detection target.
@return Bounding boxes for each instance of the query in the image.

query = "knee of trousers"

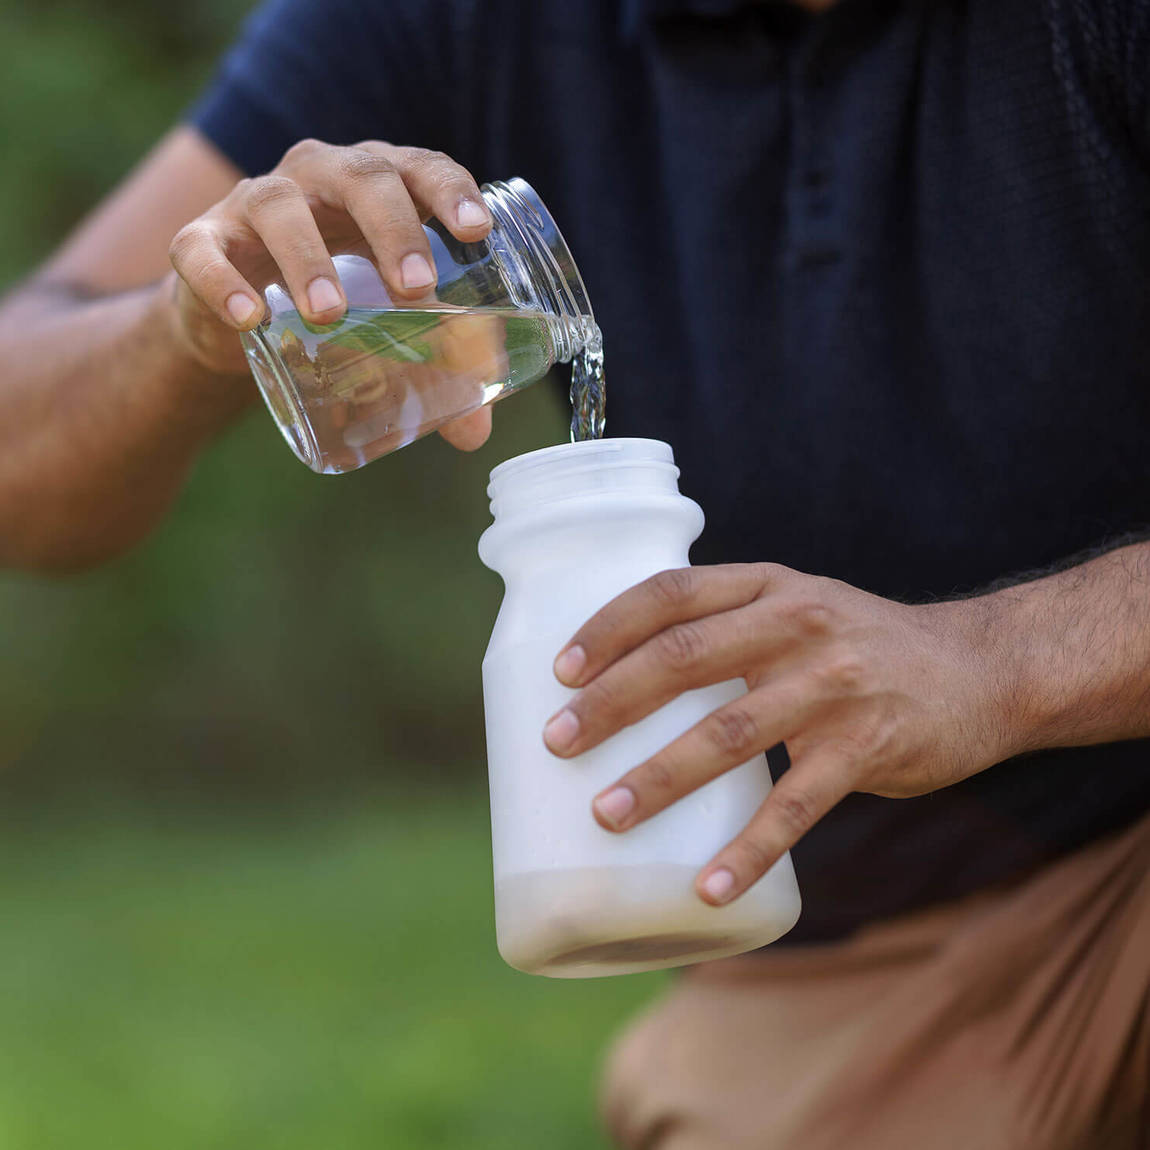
[598,1004,676,1149]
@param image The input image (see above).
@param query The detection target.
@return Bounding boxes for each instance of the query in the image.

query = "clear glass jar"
[241,178,597,474]
[478,439,802,978]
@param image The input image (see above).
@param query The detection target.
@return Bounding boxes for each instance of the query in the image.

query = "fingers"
[172,138,491,340]
[168,221,265,331]
[554,564,787,688]
[284,143,437,301]
[431,310,500,450]
[545,603,790,756]
[695,755,852,905]
[281,139,490,302]
[438,407,492,451]
[235,174,346,324]
[588,678,821,831]
[359,143,492,239]
[171,172,348,330]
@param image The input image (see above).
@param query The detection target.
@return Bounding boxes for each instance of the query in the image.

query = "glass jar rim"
[483,178,594,328]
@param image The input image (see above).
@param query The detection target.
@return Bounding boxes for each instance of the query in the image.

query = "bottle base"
[495,863,801,979]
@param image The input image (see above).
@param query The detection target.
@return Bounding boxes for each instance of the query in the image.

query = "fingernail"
[543,709,580,753]
[701,868,736,905]
[306,276,342,314]
[400,252,436,290]
[456,198,489,228]
[594,786,636,829]
[226,292,258,326]
[554,644,586,685]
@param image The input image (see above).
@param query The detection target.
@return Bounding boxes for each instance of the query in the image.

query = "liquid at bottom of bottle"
[250,306,557,473]
[496,863,801,979]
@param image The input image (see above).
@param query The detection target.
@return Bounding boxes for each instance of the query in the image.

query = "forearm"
[956,540,1150,755]
[0,275,252,570]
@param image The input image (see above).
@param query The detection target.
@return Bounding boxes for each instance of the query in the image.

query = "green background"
[0,2,661,1144]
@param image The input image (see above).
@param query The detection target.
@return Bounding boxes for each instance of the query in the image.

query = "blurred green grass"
[0,794,663,1148]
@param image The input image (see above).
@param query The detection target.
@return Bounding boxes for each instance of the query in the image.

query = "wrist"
[147,274,255,427]
[928,591,1041,766]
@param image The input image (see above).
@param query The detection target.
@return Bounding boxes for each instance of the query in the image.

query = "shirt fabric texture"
[191,0,1150,944]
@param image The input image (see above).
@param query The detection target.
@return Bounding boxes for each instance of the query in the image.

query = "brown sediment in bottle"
[495,863,799,978]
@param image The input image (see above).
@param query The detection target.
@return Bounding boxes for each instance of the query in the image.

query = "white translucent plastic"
[478,439,801,978]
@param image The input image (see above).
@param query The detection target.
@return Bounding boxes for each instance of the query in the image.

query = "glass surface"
[249,303,556,474]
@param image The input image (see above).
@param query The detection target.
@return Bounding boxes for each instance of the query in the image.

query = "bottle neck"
[478,440,704,576]
[487,438,677,515]
[482,179,594,363]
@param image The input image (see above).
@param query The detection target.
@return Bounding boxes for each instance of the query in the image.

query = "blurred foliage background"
[0,2,659,1145]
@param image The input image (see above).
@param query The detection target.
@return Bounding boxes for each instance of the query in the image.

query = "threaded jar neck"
[482,178,594,363]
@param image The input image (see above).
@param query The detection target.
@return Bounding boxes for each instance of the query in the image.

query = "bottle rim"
[486,438,683,519]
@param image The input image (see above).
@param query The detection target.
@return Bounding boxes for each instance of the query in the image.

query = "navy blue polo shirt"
[192,0,1150,943]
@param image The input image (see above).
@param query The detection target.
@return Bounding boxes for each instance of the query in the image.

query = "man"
[0,0,1146,1145]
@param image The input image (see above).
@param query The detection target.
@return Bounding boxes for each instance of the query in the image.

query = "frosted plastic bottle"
[478,439,801,978]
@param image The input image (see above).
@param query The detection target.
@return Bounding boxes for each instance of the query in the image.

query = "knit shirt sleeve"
[187,0,483,176]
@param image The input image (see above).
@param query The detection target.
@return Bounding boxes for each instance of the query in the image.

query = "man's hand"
[167,138,495,450]
[0,127,501,569]
[542,563,1021,906]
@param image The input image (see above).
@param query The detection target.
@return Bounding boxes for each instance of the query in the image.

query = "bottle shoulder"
[479,491,703,574]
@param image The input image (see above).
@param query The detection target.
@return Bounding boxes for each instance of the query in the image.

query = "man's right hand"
[166,138,496,449]
[0,128,502,569]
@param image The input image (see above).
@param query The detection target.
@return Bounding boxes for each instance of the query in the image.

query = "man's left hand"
[542,563,1022,906]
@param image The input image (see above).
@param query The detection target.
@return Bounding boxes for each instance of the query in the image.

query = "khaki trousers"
[602,812,1150,1150]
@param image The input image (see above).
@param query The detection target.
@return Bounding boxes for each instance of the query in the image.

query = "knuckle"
[704,706,759,757]
[781,597,835,639]
[814,648,868,695]
[730,833,775,878]
[648,568,695,609]
[583,676,621,721]
[278,247,328,277]
[404,146,452,173]
[829,728,874,762]
[243,174,303,215]
[195,256,234,283]
[281,136,325,164]
[771,786,821,839]
[339,149,398,183]
[753,561,791,588]
[637,758,676,796]
[168,222,211,265]
[656,622,708,671]
[407,149,474,194]
[834,708,896,760]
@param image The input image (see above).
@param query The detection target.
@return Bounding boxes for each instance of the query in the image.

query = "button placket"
[785,44,843,271]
